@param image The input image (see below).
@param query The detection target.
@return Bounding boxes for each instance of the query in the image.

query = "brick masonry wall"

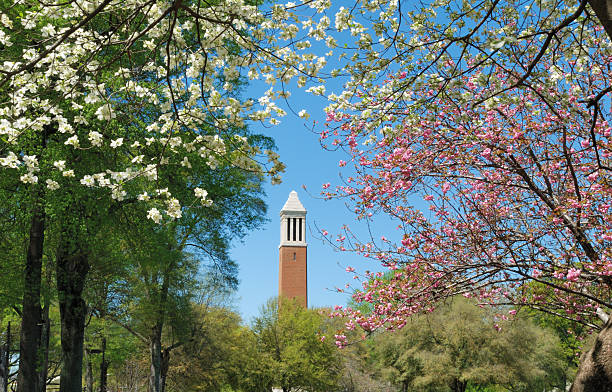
[279,246,307,307]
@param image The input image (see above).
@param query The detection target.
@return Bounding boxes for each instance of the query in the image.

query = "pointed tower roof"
[280,190,306,214]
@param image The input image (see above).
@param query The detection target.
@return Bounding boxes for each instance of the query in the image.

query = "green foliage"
[370,297,569,392]
[529,309,586,366]
[166,305,255,392]
[251,298,343,392]
[518,283,590,368]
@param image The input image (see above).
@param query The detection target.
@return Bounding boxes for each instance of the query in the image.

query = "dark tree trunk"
[160,348,170,392]
[450,378,467,392]
[0,349,4,392]
[0,322,10,392]
[84,349,93,392]
[570,317,612,391]
[148,324,163,392]
[148,264,171,392]
[17,209,45,392]
[37,303,50,392]
[100,337,108,392]
[588,0,612,42]
[57,238,90,392]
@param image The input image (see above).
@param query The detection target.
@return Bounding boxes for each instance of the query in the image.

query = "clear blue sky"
[230,77,386,323]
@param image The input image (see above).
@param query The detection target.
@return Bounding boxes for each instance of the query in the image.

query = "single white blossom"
[46,179,60,190]
[95,104,116,121]
[147,208,162,224]
[110,138,123,148]
[194,187,208,199]
[88,131,104,147]
[137,192,150,201]
[54,160,66,171]
[80,175,95,187]
[298,109,310,119]
[64,135,79,148]
[111,187,127,201]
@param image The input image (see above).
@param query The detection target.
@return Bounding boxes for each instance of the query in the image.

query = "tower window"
[292,218,297,241]
[298,218,302,241]
[293,252,296,260]
[286,217,290,241]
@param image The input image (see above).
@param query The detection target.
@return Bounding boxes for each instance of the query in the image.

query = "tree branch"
[104,313,147,344]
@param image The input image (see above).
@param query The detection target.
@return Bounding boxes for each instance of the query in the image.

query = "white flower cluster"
[0,152,19,169]
[196,134,226,170]
[18,155,39,184]
[0,0,350,222]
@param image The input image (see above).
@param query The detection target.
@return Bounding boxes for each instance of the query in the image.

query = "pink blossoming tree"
[319,1,612,389]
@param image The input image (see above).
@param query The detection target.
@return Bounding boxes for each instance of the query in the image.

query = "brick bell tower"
[279,190,307,307]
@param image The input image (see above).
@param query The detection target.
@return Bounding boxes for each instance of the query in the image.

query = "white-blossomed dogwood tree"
[0,1,334,391]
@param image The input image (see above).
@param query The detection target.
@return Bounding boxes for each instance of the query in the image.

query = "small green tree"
[371,298,567,392]
[252,298,342,392]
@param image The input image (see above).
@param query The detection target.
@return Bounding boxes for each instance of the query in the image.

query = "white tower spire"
[279,190,307,247]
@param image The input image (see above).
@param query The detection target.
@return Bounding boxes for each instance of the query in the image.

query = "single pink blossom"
[580,139,590,148]
[567,268,581,282]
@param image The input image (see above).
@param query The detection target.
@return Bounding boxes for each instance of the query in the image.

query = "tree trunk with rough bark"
[571,317,612,391]
[0,322,9,392]
[84,349,93,392]
[148,261,171,392]
[100,337,108,392]
[588,0,612,42]
[160,348,170,392]
[148,324,163,392]
[57,238,90,392]
[37,303,50,392]
[17,209,45,392]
